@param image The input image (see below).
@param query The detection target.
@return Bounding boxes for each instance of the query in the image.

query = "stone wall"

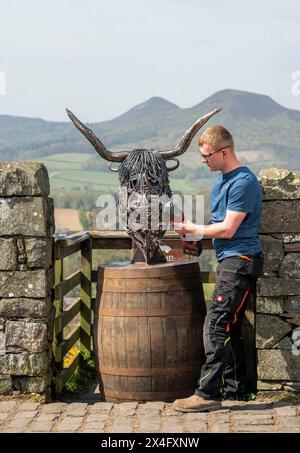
[257,168,300,392]
[0,163,299,398]
[0,162,55,398]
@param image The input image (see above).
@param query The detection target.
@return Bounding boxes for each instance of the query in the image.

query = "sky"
[0,0,300,122]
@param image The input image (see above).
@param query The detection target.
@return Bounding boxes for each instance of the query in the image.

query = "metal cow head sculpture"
[66,107,221,264]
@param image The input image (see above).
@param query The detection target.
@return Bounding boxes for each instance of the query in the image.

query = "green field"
[33,153,92,171]
[45,153,91,162]
[32,152,211,193]
[50,170,119,190]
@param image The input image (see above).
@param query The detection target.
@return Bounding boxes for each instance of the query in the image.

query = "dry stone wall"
[257,168,300,392]
[0,162,55,398]
[0,163,299,398]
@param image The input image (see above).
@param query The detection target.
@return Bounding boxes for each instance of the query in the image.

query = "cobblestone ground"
[0,399,299,433]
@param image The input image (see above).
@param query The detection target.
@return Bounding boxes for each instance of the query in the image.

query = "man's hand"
[174,220,204,241]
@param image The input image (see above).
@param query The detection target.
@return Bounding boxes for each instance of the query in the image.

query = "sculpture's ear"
[108,162,120,172]
[166,158,180,172]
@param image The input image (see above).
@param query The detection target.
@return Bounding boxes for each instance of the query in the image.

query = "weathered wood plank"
[53,258,63,364]
[57,270,81,298]
[61,326,80,357]
[60,298,81,329]
[55,351,80,394]
[80,237,92,357]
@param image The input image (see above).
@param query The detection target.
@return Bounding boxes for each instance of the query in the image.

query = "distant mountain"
[1,89,300,173]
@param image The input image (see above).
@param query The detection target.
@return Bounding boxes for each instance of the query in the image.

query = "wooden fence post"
[80,237,92,357]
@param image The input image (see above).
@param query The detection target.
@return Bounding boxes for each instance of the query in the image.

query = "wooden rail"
[52,231,215,394]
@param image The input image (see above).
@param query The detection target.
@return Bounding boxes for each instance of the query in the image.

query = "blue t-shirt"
[210,166,262,261]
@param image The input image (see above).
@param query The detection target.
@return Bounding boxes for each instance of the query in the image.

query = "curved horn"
[158,107,222,159]
[66,108,130,163]
[166,158,180,172]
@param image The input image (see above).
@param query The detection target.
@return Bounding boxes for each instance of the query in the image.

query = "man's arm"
[176,210,247,240]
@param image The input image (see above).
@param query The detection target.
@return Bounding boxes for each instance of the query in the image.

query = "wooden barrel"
[93,260,206,402]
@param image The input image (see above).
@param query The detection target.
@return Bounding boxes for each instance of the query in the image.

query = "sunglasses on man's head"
[200,145,230,159]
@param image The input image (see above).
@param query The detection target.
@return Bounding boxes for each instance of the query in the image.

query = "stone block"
[0,374,13,394]
[273,336,293,349]
[0,352,48,376]
[284,296,300,312]
[0,239,17,270]
[260,200,300,233]
[0,162,50,197]
[13,376,49,393]
[257,380,283,390]
[257,277,300,296]
[256,314,292,348]
[259,168,300,200]
[25,238,53,268]
[46,198,55,237]
[282,234,300,243]
[0,270,51,298]
[283,382,300,391]
[279,253,300,279]
[0,297,51,318]
[257,349,300,380]
[5,321,48,353]
[0,197,50,236]
[256,297,284,314]
[259,169,300,200]
[259,235,284,274]
[0,238,53,270]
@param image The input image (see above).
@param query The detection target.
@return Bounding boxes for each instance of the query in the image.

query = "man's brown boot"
[173,394,222,413]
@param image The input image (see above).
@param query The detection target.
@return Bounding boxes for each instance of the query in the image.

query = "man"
[173,125,263,412]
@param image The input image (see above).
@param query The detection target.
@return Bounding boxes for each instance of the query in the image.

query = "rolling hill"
[1,89,300,188]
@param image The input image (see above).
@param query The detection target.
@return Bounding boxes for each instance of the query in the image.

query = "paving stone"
[185,422,208,433]
[40,403,67,414]
[235,425,277,433]
[279,426,300,433]
[1,398,300,434]
[142,402,165,412]
[0,401,17,412]
[234,415,274,425]
[65,408,87,417]
[107,416,134,433]
[14,410,37,419]
[65,402,88,416]
[33,414,58,422]
[210,423,231,433]
[18,402,40,411]
[55,417,84,433]
[138,417,161,433]
[1,427,25,433]
[8,418,32,429]
[0,412,9,422]
[160,416,184,433]
[29,422,55,432]
[81,421,106,432]
[108,424,134,433]
[85,413,109,423]
[273,405,298,416]
[116,402,138,416]
[88,402,113,413]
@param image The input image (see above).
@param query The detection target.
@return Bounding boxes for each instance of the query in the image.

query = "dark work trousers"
[195,253,263,400]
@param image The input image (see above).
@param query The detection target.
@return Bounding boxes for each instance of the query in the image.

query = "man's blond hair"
[198,125,234,150]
